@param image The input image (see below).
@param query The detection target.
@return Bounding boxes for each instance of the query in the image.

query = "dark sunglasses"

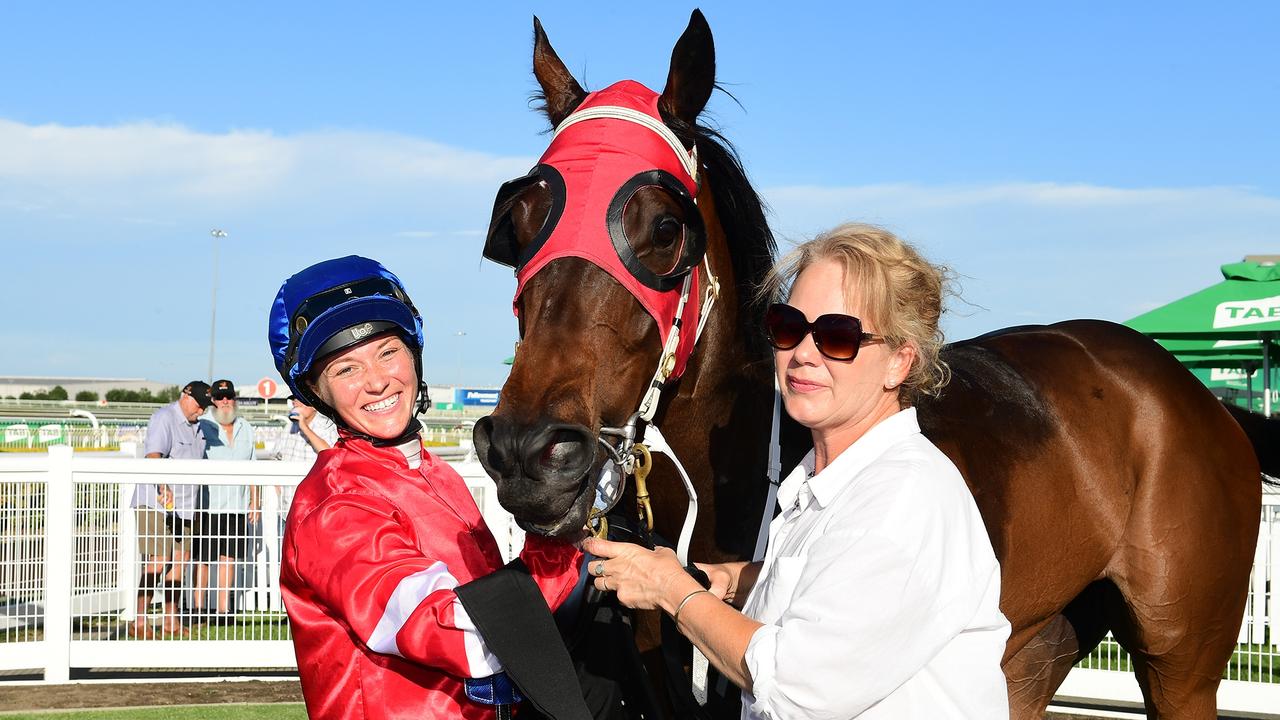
[764,303,884,361]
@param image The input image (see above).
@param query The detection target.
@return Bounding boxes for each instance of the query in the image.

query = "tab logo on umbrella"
[1213,294,1280,329]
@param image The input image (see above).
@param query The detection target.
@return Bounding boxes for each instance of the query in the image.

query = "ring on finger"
[593,560,606,577]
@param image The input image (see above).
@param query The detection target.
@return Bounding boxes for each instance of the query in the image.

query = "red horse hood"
[512,80,704,380]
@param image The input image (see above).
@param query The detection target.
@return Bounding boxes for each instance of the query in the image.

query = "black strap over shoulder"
[455,558,592,720]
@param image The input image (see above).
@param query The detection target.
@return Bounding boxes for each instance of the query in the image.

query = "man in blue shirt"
[194,379,258,624]
[132,380,211,638]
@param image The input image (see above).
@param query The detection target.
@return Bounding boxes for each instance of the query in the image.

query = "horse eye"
[654,217,682,250]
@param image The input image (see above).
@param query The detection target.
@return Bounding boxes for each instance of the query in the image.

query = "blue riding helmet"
[269,256,426,416]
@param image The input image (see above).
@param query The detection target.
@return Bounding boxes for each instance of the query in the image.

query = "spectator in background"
[273,395,338,526]
[274,394,338,462]
[195,379,258,624]
[132,380,210,638]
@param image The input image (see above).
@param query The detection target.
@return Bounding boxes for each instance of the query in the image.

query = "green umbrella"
[1127,261,1280,340]
[1163,338,1280,365]
[1126,259,1280,415]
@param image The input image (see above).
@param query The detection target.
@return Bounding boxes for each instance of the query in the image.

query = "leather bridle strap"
[754,382,784,561]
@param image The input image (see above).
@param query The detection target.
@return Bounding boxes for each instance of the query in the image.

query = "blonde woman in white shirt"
[583,223,1010,719]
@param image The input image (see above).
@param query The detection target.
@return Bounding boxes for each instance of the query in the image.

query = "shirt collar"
[169,401,197,427]
[395,436,422,469]
[777,407,922,511]
[343,433,424,472]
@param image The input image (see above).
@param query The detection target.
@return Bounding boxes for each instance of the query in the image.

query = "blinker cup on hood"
[483,80,707,380]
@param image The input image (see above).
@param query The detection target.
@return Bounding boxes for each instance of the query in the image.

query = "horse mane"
[531,84,778,361]
[663,105,777,361]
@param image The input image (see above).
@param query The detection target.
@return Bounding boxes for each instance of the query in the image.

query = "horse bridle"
[582,108,720,565]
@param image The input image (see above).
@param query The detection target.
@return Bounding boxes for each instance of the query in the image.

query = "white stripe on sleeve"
[451,599,505,677]
[363,562,505,677]
[366,561,458,657]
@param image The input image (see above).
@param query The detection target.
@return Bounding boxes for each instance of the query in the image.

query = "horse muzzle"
[473,416,601,537]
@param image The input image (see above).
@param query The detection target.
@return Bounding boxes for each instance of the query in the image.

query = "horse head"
[474,10,773,542]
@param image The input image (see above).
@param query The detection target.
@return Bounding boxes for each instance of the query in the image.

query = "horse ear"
[532,16,586,127]
[659,9,716,126]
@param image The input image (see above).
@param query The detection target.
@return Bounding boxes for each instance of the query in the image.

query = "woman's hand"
[695,562,736,602]
[581,537,703,614]
[692,561,761,608]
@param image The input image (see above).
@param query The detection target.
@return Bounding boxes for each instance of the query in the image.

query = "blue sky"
[2,2,1277,389]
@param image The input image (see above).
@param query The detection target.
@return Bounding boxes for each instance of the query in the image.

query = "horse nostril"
[525,424,594,482]
[473,417,493,450]
[539,429,588,470]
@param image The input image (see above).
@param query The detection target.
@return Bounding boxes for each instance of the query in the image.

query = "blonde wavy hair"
[761,223,952,403]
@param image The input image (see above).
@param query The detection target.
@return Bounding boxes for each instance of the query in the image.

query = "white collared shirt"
[741,408,1010,719]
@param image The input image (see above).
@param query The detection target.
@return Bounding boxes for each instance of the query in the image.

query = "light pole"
[454,331,467,388]
[208,229,227,381]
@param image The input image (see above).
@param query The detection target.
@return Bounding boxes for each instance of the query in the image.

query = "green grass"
[60,611,292,642]
[184,613,291,642]
[0,705,306,720]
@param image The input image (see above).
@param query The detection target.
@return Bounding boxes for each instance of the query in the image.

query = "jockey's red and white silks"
[281,438,582,719]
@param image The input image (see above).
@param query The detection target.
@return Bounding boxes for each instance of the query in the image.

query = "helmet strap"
[368,417,424,448]
[415,380,431,415]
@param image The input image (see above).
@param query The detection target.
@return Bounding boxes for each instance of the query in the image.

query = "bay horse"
[473,11,1267,719]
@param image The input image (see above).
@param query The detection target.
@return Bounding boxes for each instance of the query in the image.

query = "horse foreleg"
[1005,614,1080,720]
[1003,582,1112,719]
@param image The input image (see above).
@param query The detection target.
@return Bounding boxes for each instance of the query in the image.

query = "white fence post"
[116,483,136,622]
[43,446,74,682]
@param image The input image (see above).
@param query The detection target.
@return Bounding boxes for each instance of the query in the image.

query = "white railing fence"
[0,419,475,455]
[0,447,1275,716]
[0,420,146,452]
[0,446,521,681]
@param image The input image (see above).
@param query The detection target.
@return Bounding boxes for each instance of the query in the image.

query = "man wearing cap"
[194,380,259,624]
[132,380,211,638]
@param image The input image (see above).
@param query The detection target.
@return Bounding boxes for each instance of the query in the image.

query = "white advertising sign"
[1213,295,1280,329]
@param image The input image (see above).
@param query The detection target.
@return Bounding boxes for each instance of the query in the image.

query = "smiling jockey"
[269,256,589,720]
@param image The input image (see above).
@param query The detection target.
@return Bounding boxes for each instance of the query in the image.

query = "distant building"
[0,376,175,399]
